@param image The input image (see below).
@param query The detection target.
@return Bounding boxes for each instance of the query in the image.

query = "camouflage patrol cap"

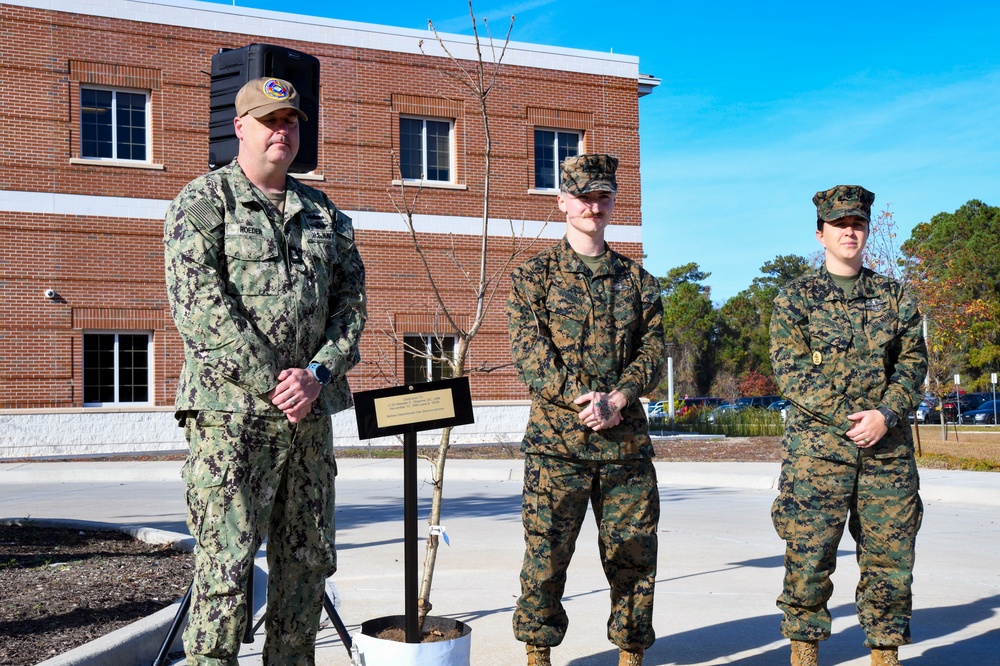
[235,77,307,121]
[560,154,619,195]
[813,184,875,223]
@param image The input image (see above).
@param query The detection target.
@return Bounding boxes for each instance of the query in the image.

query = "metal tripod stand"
[151,565,351,665]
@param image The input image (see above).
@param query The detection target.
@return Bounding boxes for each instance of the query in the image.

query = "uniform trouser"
[181,411,337,666]
[513,453,659,651]
[771,451,922,647]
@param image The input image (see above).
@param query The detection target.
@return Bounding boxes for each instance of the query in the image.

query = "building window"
[399,117,452,182]
[403,334,456,383]
[83,332,150,405]
[80,87,149,161]
[534,129,581,190]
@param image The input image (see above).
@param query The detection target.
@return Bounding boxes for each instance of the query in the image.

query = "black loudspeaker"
[209,44,320,173]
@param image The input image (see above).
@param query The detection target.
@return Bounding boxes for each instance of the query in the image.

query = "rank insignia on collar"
[812,351,822,365]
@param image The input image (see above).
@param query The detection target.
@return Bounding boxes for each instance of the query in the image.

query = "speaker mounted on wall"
[209,44,320,173]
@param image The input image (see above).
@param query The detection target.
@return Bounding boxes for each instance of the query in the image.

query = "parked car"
[910,397,938,423]
[684,396,724,408]
[959,400,1000,425]
[647,400,666,416]
[706,403,747,423]
[678,396,724,417]
[939,393,991,423]
[735,395,781,409]
[767,398,791,421]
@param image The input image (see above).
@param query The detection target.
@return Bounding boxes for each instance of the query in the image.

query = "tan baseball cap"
[235,77,307,121]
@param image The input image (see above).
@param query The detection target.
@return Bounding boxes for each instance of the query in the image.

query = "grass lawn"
[913,425,1000,471]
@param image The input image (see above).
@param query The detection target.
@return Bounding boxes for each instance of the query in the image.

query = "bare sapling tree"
[379,2,539,632]
[864,204,907,280]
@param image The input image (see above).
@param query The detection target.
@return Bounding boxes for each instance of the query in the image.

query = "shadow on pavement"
[565,594,1000,666]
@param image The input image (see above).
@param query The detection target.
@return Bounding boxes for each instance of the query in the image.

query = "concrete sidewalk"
[3,460,998,665]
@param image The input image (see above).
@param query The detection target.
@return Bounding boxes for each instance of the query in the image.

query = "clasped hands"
[846,409,888,448]
[267,368,323,423]
[575,390,627,431]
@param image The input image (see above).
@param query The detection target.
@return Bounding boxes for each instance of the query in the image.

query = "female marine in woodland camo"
[769,185,927,666]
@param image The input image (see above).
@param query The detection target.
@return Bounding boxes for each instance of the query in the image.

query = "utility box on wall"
[209,43,320,173]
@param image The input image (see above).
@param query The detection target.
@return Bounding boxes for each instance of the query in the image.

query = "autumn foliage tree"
[902,200,1000,392]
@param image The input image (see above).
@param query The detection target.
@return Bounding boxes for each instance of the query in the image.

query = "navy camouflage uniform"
[769,265,927,648]
[507,236,665,652]
[164,158,366,665]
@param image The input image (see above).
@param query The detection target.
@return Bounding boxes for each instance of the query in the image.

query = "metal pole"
[152,583,193,666]
[993,373,997,425]
[667,355,675,430]
[243,567,254,643]
[404,430,419,643]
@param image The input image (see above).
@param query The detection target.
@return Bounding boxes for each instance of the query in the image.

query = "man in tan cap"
[769,185,927,666]
[164,76,366,664]
[506,154,665,666]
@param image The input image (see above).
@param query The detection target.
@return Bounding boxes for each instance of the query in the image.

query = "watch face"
[314,364,331,385]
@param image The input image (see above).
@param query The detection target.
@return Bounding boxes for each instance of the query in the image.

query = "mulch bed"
[0,524,193,666]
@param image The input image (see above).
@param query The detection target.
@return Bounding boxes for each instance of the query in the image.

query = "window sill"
[70,158,164,170]
[391,180,468,191]
[528,188,559,196]
[292,172,324,181]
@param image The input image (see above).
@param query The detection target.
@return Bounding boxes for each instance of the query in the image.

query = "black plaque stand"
[403,430,419,642]
[353,377,475,644]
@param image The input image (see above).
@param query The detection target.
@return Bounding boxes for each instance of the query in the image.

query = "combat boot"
[790,640,818,666]
[526,644,551,666]
[618,647,643,665]
[871,647,901,666]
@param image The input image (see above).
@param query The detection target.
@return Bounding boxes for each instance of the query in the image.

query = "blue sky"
[206,0,1000,303]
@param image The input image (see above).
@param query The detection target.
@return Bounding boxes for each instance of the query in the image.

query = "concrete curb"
[4,518,192,666]
[35,600,185,666]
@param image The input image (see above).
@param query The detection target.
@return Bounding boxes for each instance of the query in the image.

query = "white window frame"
[533,128,582,191]
[398,116,455,184]
[403,334,457,384]
[79,86,152,163]
[82,331,152,407]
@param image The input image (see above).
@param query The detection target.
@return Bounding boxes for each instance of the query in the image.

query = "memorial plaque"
[353,377,474,439]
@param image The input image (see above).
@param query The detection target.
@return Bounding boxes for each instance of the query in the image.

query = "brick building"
[0,0,657,454]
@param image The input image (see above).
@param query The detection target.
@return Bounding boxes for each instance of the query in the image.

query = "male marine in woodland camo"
[506,154,665,666]
[163,77,366,665]
[769,185,927,666]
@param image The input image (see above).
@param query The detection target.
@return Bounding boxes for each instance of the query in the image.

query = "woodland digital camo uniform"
[507,237,665,651]
[769,266,927,648]
[164,159,366,665]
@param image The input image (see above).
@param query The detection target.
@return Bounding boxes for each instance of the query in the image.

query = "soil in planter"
[374,626,465,643]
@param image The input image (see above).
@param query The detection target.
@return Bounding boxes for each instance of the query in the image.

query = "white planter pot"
[352,615,472,666]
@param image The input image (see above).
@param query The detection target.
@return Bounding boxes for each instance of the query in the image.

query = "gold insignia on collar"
[812,351,822,365]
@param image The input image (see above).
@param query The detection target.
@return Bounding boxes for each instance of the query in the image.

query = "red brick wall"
[0,4,647,408]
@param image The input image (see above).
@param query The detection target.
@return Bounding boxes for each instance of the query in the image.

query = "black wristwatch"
[877,406,899,429]
[307,362,332,386]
